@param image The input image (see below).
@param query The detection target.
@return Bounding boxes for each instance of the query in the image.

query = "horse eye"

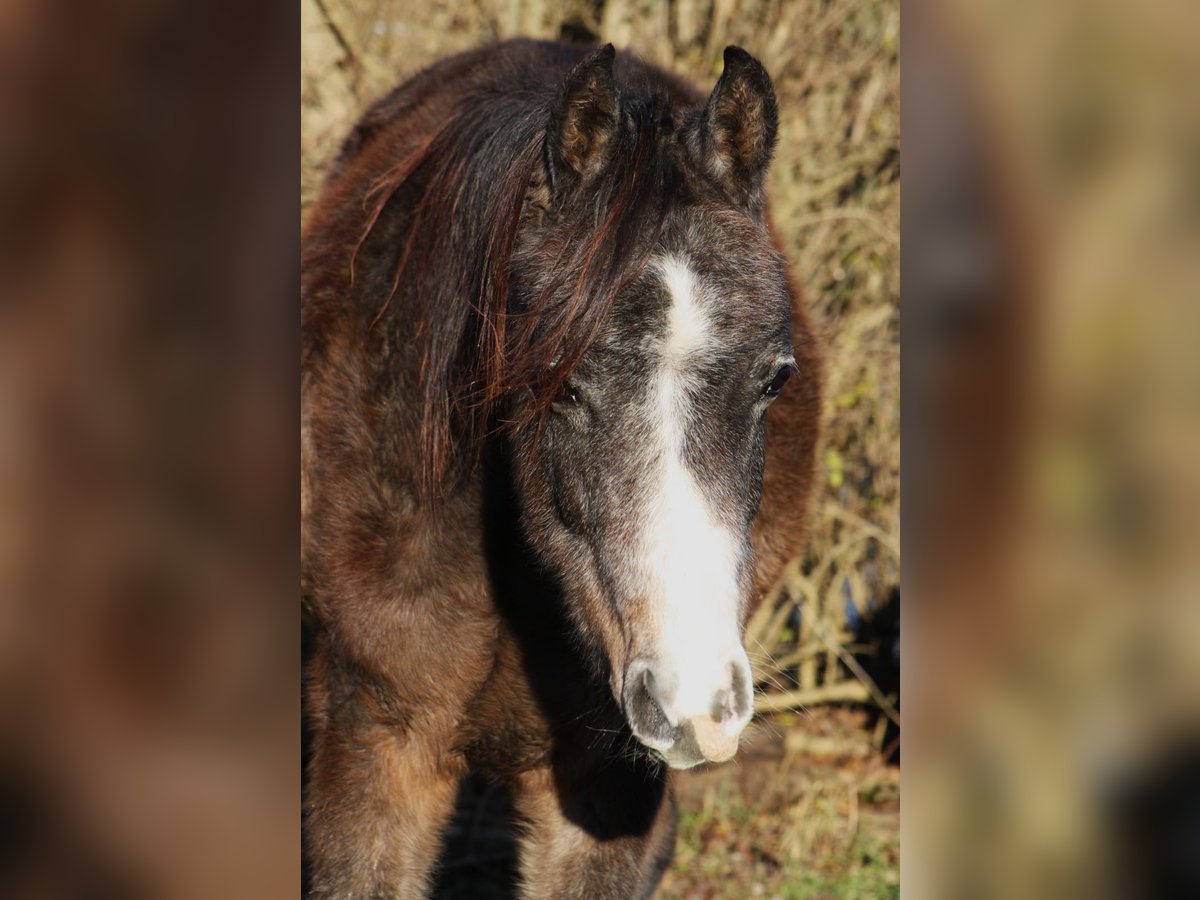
[763,365,793,400]
[554,381,581,406]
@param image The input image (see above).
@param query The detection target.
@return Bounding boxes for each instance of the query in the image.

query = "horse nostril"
[710,688,734,724]
[705,658,752,726]
[624,661,673,744]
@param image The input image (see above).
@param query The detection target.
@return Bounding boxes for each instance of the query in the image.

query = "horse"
[301,38,822,898]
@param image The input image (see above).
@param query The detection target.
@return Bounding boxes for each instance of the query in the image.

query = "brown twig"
[754,681,869,713]
[312,0,361,86]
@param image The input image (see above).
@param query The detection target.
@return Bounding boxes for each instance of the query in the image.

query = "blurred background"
[1,0,1197,897]
[0,0,299,897]
[904,0,1200,897]
[303,1,901,896]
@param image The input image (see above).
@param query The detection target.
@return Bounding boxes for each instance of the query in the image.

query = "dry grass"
[660,709,900,899]
[302,0,899,892]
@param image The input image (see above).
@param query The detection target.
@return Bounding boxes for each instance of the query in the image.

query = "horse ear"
[546,44,618,193]
[694,46,779,209]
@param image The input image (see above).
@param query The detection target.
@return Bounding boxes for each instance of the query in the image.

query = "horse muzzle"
[620,651,754,769]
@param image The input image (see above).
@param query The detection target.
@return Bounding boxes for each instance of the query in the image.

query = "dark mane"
[345,66,687,499]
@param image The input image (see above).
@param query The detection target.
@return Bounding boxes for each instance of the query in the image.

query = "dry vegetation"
[302,1,898,894]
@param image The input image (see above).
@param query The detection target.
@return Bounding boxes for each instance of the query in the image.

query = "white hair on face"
[659,258,710,363]
[636,254,746,725]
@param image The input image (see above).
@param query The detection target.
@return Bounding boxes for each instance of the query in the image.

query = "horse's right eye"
[554,382,581,407]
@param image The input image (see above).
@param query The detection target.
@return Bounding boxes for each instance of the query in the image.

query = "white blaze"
[640,255,747,725]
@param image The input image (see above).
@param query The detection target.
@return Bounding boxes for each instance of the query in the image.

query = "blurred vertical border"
[3,0,1199,896]
[0,0,299,896]
[904,0,1200,896]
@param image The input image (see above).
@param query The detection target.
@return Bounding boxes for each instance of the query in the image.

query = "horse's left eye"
[763,365,793,400]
